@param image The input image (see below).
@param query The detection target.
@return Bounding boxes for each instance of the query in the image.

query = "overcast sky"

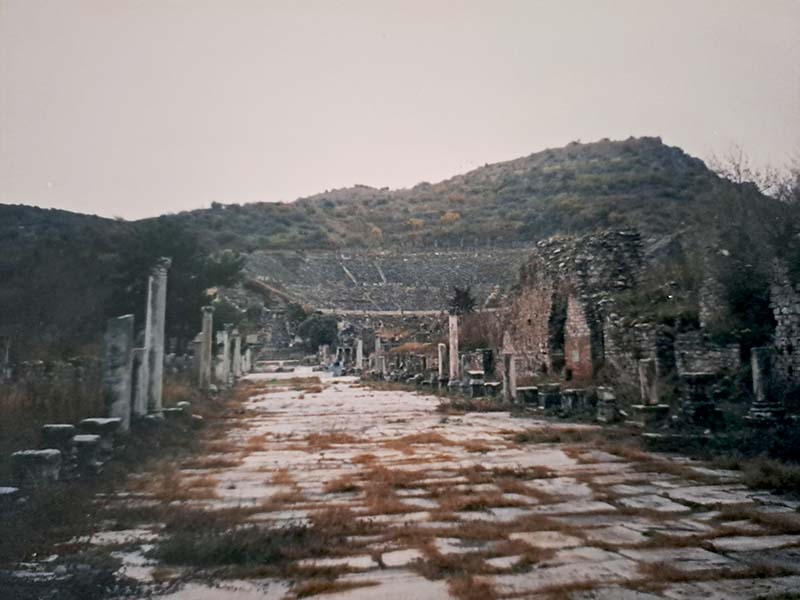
[1,1,798,220]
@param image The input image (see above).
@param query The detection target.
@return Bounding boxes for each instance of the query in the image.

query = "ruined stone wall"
[505,279,554,376]
[505,230,643,380]
[8,358,102,388]
[2,358,104,425]
[771,259,800,389]
[673,331,740,374]
[602,318,657,387]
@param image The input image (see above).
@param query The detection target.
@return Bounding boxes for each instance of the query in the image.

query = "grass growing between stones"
[448,576,499,600]
[292,579,380,598]
[152,523,329,568]
[144,505,385,596]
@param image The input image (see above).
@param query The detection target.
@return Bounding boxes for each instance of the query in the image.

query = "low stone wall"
[673,331,740,374]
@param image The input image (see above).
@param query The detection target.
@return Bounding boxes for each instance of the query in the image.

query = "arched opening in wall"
[548,293,567,376]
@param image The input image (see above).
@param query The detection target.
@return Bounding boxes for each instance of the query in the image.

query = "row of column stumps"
[435,315,784,424]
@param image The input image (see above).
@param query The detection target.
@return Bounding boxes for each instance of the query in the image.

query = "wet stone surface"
[8,368,800,599]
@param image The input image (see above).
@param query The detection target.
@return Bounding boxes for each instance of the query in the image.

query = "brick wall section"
[565,295,594,380]
[771,259,800,389]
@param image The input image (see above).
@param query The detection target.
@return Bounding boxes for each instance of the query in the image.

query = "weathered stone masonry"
[771,259,800,393]
[505,230,643,381]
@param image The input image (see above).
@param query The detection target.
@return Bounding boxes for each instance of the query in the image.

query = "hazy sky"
[1,1,798,220]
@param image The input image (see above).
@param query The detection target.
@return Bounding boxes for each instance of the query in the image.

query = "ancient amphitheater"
[245,245,537,311]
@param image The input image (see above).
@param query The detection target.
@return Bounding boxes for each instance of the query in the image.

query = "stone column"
[0,336,10,382]
[638,359,658,405]
[221,324,233,386]
[199,306,214,390]
[319,344,331,366]
[630,358,669,428]
[596,387,618,423]
[243,347,252,373]
[214,336,225,384]
[131,347,148,417]
[437,343,447,382]
[191,334,203,383]
[502,353,517,403]
[103,314,134,431]
[748,347,785,422]
[232,329,242,378]
[678,372,721,428]
[145,257,171,413]
[134,275,155,416]
[375,338,385,377]
[355,339,364,370]
[448,314,459,383]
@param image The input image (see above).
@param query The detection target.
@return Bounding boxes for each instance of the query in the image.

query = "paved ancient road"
[71,370,800,598]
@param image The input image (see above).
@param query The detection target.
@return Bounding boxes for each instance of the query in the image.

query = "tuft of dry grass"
[513,426,596,445]
[309,507,379,537]
[714,504,800,533]
[183,474,218,489]
[128,467,221,502]
[366,465,426,489]
[181,455,243,470]
[458,465,554,484]
[324,475,362,494]
[637,560,794,585]
[204,438,245,454]
[436,492,527,514]
[305,431,361,450]
[738,457,800,494]
[448,575,498,600]
[461,440,495,453]
[267,468,293,486]
[243,433,269,452]
[412,547,488,580]
[293,579,380,598]
[383,432,459,454]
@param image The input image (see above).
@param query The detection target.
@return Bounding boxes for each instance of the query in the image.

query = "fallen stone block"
[11,449,62,485]
[484,382,501,397]
[516,386,538,405]
[77,418,122,456]
[629,404,670,428]
[538,383,561,409]
[73,434,103,475]
[161,407,184,420]
[40,424,77,458]
[0,486,20,510]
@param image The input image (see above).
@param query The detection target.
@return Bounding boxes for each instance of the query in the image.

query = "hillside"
[162,137,786,252]
[0,136,794,357]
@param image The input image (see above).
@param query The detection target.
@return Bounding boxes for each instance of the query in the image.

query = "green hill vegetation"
[161,137,788,252]
[0,136,796,360]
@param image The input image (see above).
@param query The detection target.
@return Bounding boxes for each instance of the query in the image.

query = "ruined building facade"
[504,230,642,382]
